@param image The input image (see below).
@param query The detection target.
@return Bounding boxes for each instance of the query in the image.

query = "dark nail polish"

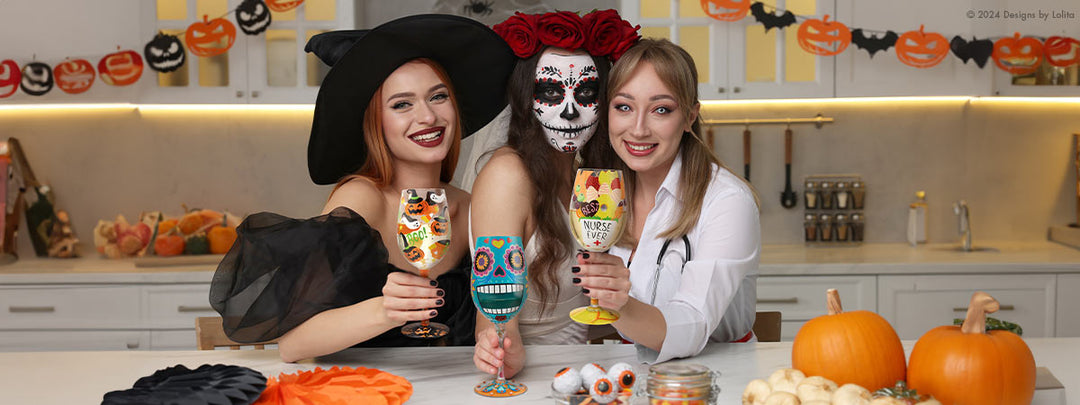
[582,288,590,294]
[582,252,590,259]
[430,280,438,286]
[571,266,580,273]
[572,277,581,284]
[436,289,445,297]
[429,310,438,317]
[435,299,444,306]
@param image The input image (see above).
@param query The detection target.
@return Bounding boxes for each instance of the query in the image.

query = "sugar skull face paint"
[533,51,599,153]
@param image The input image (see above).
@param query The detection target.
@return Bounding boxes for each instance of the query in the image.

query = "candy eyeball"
[552,367,584,395]
[580,363,607,389]
[606,362,636,391]
[590,376,618,404]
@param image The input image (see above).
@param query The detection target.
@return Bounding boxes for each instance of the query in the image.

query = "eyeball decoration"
[580,363,608,392]
[552,362,635,404]
[607,362,636,392]
[590,377,618,404]
[552,367,584,395]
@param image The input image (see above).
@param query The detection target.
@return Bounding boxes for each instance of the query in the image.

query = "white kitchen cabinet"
[878,274,1056,339]
[833,0,994,97]
[138,0,353,104]
[757,275,875,340]
[0,331,150,352]
[621,0,835,100]
[1057,274,1080,337]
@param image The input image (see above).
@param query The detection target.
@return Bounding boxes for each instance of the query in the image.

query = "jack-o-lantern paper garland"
[186,15,237,58]
[54,59,95,94]
[907,291,1036,405]
[236,0,272,35]
[992,32,1043,75]
[265,0,304,13]
[0,59,20,98]
[702,0,751,22]
[1044,36,1080,68]
[20,62,53,96]
[796,15,851,56]
[895,25,949,68]
[98,48,144,86]
[144,33,186,73]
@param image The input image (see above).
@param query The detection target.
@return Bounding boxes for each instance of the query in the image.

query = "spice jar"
[851,181,866,209]
[804,180,819,209]
[819,181,834,209]
[851,213,865,242]
[804,213,818,242]
[835,213,849,241]
[818,214,834,241]
[645,363,717,405]
[834,182,851,210]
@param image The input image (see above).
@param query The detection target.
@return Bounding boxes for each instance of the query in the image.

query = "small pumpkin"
[154,234,185,257]
[98,48,144,86]
[144,32,186,73]
[907,291,1035,405]
[54,59,95,94]
[895,25,949,68]
[177,212,204,235]
[402,245,424,262]
[992,32,1043,75]
[796,15,851,56]
[208,225,238,254]
[1043,36,1080,68]
[185,15,237,58]
[20,62,54,96]
[791,289,906,391]
[184,233,210,255]
[430,216,449,236]
[0,59,22,98]
[157,219,178,235]
[702,0,750,22]
[405,197,428,216]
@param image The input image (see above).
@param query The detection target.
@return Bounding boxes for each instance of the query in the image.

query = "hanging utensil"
[780,126,798,208]
[742,126,751,181]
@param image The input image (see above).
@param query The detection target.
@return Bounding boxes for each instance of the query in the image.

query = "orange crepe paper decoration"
[895,25,949,68]
[54,58,95,94]
[797,15,851,56]
[265,0,305,13]
[98,48,144,86]
[254,366,413,405]
[1044,36,1080,68]
[186,15,238,58]
[992,32,1043,75]
[702,0,751,22]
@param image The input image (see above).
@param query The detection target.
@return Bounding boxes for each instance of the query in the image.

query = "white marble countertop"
[0,339,1075,404]
[2,241,1080,284]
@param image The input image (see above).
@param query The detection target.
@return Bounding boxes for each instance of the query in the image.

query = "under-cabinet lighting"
[0,103,137,112]
[701,96,974,107]
[135,104,314,112]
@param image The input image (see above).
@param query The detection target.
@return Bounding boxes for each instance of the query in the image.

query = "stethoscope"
[648,234,691,306]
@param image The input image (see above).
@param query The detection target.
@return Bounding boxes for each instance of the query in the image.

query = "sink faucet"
[953,200,972,252]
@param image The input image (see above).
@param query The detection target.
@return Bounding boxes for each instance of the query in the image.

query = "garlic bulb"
[832,383,872,405]
[868,397,907,405]
[742,378,772,405]
[767,368,806,394]
[796,376,837,402]
[802,401,831,405]
[764,391,801,405]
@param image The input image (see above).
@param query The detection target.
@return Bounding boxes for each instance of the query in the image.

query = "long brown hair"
[597,39,755,241]
[502,48,611,315]
[335,58,463,190]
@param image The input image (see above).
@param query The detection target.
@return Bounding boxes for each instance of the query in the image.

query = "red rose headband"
[492,10,641,61]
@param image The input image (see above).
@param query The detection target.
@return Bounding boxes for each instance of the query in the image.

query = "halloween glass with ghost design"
[471,236,528,397]
[568,168,626,325]
[396,188,452,338]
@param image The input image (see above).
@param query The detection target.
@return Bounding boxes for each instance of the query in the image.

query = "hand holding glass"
[568,168,626,325]
[471,236,528,397]
[396,188,451,339]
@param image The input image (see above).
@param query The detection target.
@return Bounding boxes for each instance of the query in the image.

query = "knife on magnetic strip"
[8,138,57,257]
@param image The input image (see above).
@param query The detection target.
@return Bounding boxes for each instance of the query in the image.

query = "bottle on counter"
[907,191,928,246]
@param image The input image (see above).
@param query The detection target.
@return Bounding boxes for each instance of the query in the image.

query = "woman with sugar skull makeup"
[470,10,640,379]
[209,15,515,362]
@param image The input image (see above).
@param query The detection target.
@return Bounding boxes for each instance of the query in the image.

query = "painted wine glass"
[471,235,528,397]
[568,168,626,325]
[396,188,452,339]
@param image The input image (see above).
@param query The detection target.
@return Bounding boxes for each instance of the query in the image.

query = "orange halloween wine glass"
[397,188,451,338]
[568,168,626,325]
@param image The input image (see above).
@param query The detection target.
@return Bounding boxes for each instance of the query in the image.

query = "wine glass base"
[474,379,527,397]
[401,322,449,339]
[569,306,620,325]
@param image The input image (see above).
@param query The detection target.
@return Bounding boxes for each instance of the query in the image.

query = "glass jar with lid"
[644,363,718,405]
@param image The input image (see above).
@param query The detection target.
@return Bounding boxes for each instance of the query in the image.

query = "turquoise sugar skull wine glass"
[471,235,527,397]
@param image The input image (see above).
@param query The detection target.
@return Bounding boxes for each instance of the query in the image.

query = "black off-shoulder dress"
[209,207,475,347]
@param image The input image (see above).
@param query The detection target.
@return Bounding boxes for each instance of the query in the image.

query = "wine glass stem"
[495,323,506,383]
[590,298,600,307]
[420,269,431,328]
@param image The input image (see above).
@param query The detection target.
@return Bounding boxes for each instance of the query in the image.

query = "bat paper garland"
[851,29,897,58]
[749,2,796,32]
[949,36,994,68]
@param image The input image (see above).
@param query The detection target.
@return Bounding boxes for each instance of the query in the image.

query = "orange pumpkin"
[701,0,750,22]
[265,0,304,12]
[992,32,1043,75]
[895,25,949,68]
[177,212,204,235]
[403,245,424,262]
[1044,36,1080,68]
[796,15,851,56]
[430,239,449,260]
[97,48,144,86]
[430,216,449,236]
[405,199,428,216]
[208,225,238,254]
[53,59,95,94]
[185,15,237,58]
[0,59,19,98]
[158,219,178,235]
[154,234,185,257]
[791,288,906,391]
[907,291,1035,405]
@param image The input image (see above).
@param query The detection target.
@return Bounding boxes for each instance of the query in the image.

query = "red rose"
[584,9,629,57]
[493,12,541,58]
[537,11,586,51]
[609,22,641,61]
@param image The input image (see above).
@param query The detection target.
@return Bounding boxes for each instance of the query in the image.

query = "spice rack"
[803,174,865,245]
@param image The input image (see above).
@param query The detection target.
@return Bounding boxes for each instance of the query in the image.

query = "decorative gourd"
[98,48,144,86]
[184,233,210,255]
[792,289,906,391]
[178,212,204,235]
[895,25,949,68]
[992,33,1043,75]
[0,59,20,98]
[907,291,1036,405]
[702,0,751,22]
[208,224,237,254]
[1044,36,1080,68]
[797,15,851,56]
[154,234,185,256]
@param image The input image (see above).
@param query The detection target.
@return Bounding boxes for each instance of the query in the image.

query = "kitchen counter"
[0,339,1074,404]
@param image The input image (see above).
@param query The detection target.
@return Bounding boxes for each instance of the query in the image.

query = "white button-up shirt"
[609,152,760,363]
